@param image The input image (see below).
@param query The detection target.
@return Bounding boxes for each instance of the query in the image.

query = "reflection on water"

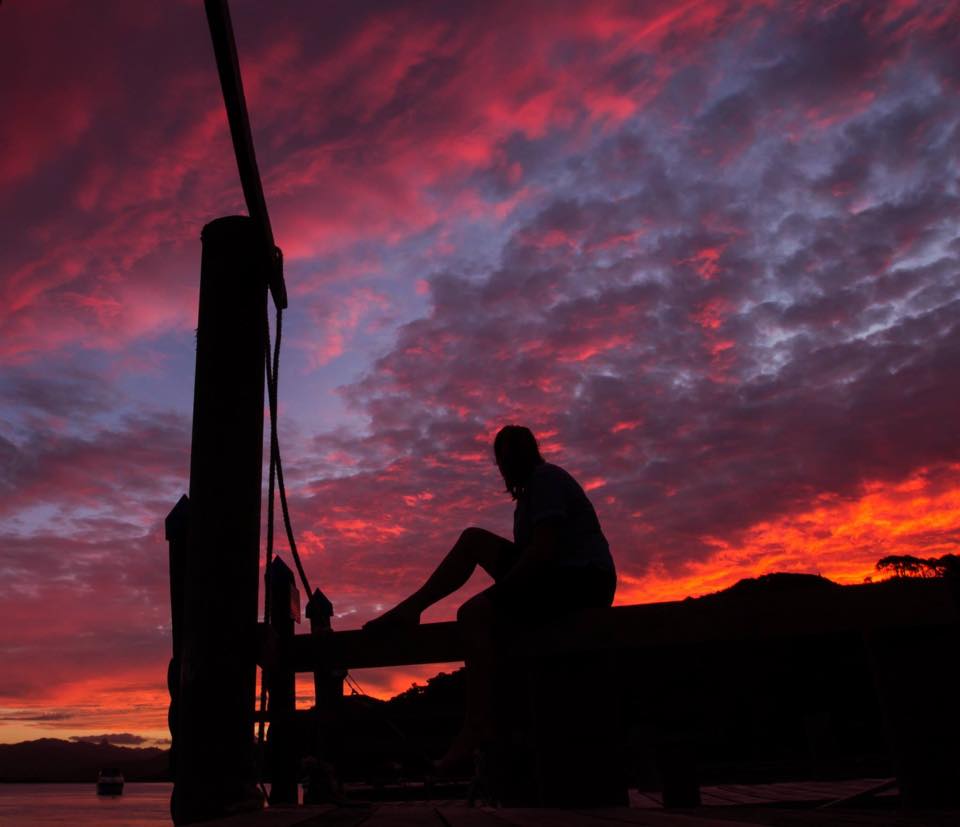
[0,783,173,826]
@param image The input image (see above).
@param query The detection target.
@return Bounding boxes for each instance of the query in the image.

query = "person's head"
[493,425,544,499]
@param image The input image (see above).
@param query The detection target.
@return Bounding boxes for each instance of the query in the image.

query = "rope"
[264,299,312,598]
[203,0,287,309]
[256,304,281,753]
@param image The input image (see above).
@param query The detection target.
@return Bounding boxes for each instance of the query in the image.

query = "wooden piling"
[173,216,268,825]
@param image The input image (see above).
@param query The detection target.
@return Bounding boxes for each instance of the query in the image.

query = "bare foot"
[362,601,421,632]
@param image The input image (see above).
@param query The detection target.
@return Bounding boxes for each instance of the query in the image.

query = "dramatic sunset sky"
[2,0,959,748]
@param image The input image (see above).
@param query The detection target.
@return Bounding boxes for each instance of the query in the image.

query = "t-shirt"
[513,462,614,574]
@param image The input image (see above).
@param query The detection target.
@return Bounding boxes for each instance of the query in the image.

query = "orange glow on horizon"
[617,464,960,606]
[0,672,171,746]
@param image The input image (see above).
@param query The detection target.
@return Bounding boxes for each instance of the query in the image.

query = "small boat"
[96,767,124,795]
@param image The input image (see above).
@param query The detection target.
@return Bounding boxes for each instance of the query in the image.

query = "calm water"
[0,783,173,826]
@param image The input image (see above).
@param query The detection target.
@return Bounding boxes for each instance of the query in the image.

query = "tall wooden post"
[173,215,268,825]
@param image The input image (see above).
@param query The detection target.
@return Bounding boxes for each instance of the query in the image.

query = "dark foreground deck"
[206,799,959,827]
[205,778,958,827]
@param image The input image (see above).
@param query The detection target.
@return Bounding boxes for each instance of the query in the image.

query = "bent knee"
[459,526,491,545]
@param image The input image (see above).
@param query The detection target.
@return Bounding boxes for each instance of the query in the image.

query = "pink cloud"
[299,288,392,368]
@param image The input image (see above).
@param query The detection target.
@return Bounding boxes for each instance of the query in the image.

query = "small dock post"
[306,589,335,705]
[267,556,300,805]
[307,588,344,775]
[172,216,268,825]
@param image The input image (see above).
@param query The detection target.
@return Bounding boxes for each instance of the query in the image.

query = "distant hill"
[0,739,169,782]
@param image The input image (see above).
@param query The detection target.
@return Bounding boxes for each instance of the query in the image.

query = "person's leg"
[364,528,512,630]
[436,590,498,772]
[436,567,617,773]
[437,568,612,771]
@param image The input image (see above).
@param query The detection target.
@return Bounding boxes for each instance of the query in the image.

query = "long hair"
[493,425,545,500]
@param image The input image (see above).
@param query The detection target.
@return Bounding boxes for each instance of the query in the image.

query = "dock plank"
[684,808,960,827]
[433,804,517,826]
[358,803,446,826]
[738,780,854,804]
[294,804,375,827]
[629,790,665,808]
[697,794,740,807]
[461,807,622,827]
[203,804,338,826]
[569,807,772,826]
[631,779,897,810]
[483,806,764,827]
[710,784,803,804]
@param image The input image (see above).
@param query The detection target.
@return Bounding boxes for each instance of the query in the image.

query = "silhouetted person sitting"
[364,424,616,772]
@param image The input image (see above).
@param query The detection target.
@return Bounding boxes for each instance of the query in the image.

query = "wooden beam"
[272,579,958,673]
[511,577,959,658]
[283,620,463,671]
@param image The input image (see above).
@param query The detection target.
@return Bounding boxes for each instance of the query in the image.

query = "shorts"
[484,540,616,625]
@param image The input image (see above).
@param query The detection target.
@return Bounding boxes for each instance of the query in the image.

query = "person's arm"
[494,516,564,598]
